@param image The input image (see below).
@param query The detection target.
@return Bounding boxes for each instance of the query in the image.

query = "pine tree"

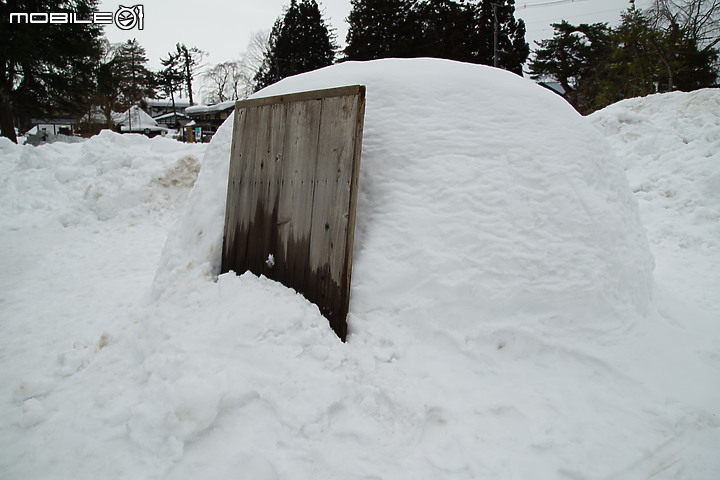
[598,4,658,104]
[481,0,530,74]
[529,0,718,114]
[409,0,484,62]
[156,52,184,121]
[254,0,337,91]
[343,0,414,60]
[598,2,717,105]
[529,21,613,112]
[114,39,154,109]
[93,41,123,128]
[175,43,204,105]
[91,39,155,128]
[0,0,103,142]
[343,0,529,73]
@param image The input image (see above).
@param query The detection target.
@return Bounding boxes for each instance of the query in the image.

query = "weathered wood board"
[221,85,366,341]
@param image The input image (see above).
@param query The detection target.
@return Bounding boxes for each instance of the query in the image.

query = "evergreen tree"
[598,2,717,106]
[156,51,184,121]
[343,0,529,74]
[343,0,414,60]
[254,0,337,91]
[91,39,162,128]
[409,0,484,62]
[530,1,718,114]
[476,0,529,73]
[644,0,719,92]
[600,4,659,105]
[174,43,204,105]
[114,39,154,109]
[529,21,613,113]
[93,40,123,128]
[0,0,103,142]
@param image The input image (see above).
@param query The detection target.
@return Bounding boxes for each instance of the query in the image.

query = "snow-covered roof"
[185,100,236,116]
[153,112,190,121]
[144,98,191,108]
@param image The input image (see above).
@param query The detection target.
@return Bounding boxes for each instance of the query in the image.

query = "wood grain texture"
[222,86,366,341]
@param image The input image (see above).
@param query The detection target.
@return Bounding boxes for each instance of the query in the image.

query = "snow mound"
[6,61,720,480]
[156,58,653,332]
[0,130,206,229]
[590,88,720,310]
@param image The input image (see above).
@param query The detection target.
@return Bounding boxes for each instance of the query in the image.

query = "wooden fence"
[221,85,366,341]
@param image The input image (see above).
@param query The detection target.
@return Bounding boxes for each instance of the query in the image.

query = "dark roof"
[31,118,77,125]
[538,82,567,97]
[185,100,236,116]
[153,112,190,121]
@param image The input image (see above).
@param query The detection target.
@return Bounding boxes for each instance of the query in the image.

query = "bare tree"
[199,30,270,104]
[648,0,720,48]
[240,30,271,94]
[203,61,243,103]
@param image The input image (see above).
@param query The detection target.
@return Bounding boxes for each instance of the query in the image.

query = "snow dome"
[155,58,654,336]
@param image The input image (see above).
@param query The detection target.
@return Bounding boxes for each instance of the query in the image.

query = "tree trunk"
[0,86,18,143]
[103,104,113,128]
[185,60,194,105]
[170,89,177,127]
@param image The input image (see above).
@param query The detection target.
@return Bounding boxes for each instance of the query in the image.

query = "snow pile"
[0,130,205,229]
[156,58,654,329]
[2,60,718,480]
[590,89,720,310]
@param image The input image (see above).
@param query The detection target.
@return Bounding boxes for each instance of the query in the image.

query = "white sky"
[99,0,652,81]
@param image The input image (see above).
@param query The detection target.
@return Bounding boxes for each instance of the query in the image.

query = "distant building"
[24,118,79,145]
[28,118,76,137]
[184,100,235,142]
[153,111,191,130]
[143,98,192,118]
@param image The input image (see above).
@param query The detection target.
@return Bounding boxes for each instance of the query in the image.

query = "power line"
[524,8,627,25]
[516,0,592,9]
[520,0,654,25]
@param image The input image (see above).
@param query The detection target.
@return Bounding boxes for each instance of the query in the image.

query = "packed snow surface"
[590,89,720,312]
[1,60,718,480]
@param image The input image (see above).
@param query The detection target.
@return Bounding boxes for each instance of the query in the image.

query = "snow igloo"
[156,58,654,338]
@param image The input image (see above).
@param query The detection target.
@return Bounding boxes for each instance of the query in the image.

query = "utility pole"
[491,2,499,68]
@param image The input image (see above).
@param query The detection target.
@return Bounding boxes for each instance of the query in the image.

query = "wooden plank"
[273,98,322,292]
[222,106,252,273]
[243,104,277,277]
[306,93,362,339]
[221,107,244,268]
[222,86,366,341]
[256,103,287,278]
[342,86,367,332]
[236,85,364,110]
[230,105,263,272]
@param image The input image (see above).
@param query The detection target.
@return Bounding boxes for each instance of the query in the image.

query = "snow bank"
[0,130,206,229]
[10,61,720,480]
[156,58,653,331]
[590,88,720,310]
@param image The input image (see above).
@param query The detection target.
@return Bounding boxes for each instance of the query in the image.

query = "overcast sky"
[99,0,653,87]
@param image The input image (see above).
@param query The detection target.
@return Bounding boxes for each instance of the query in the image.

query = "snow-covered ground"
[1,60,718,479]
